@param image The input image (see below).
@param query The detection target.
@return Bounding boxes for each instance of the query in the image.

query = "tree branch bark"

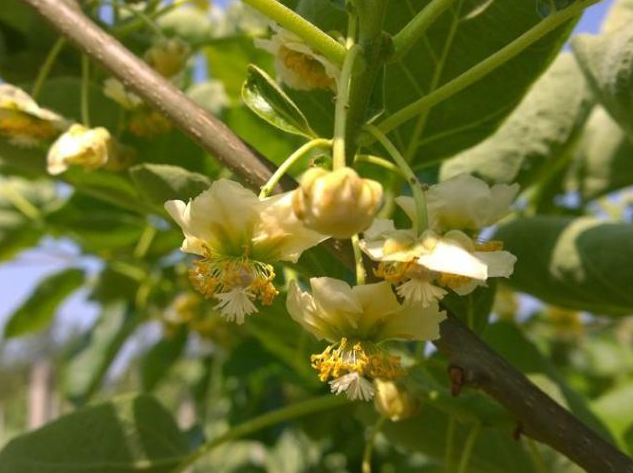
[20,1,633,472]
[435,316,633,473]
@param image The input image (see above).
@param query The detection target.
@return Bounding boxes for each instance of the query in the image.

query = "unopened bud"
[292,167,383,239]
[145,38,191,78]
[373,379,419,421]
[47,124,112,175]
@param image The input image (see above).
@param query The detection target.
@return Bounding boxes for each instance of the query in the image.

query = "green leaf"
[242,64,315,138]
[140,326,188,392]
[482,322,613,441]
[379,0,576,165]
[0,394,190,473]
[495,216,633,316]
[593,381,633,454]
[564,106,633,201]
[442,282,496,335]
[440,54,593,186]
[63,302,140,404]
[572,22,633,139]
[130,163,211,209]
[3,268,84,338]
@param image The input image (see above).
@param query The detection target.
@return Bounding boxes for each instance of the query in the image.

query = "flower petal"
[417,240,488,280]
[378,302,447,341]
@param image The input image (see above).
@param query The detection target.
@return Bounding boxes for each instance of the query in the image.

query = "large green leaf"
[593,381,633,454]
[440,54,593,186]
[495,216,633,316]
[0,394,190,473]
[63,302,140,404]
[129,163,211,209]
[482,322,613,441]
[3,268,85,339]
[242,64,316,138]
[379,0,576,165]
[564,106,633,201]
[572,21,633,139]
[140,326,189,392]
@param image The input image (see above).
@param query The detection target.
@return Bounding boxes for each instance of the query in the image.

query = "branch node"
[513,421,524,442]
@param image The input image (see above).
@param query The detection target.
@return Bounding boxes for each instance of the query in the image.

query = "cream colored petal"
[164,199,207,256]
[254,192,326,262]
[286,280,331,341]
[377,302,446,342]
[395,196,416,224]
[473,250,517,278]
[488,183,520,223]
[417,240,488,280]
[452,280,482,296]
[311,277,362,331]
[363,218,396,240]
[352,282,401,332]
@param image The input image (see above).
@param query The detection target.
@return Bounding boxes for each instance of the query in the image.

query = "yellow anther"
[279,46,335,90]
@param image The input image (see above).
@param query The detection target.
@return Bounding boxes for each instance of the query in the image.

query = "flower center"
[188,256,278,307]
[0,113,58,140]
[311,338,403,383]
[278,46,334,90]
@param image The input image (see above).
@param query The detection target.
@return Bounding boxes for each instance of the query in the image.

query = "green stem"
[333,45,361,170]
[174,395,348,472]
[376,0,602,135]
[344,0,389,159]
[106,0,165,37]
[133,224,157,259]
[113,2,177,37]
[364,124,428,235]
[351,234,366,285]
[81,55,91,127]
[259,138,331,198]
[445,414,456,472]
[31,37,66,100]
[354,154,404,177]
[391,0,458,61]
[240,0,346,66]
[456,422,481,473]
[0,184,42,221]
[527,439,549,473]
[362,416,386,473]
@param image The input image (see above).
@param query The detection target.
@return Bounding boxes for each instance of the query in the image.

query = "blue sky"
[0,1,617,340]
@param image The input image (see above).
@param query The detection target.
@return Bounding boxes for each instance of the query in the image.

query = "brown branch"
[435,316,633,473]
[21,0,289,192]
[20,1,633,472]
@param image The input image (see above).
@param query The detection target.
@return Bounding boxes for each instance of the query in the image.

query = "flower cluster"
[362,174,519,308]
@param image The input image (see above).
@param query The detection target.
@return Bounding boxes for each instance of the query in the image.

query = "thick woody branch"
[20,1,633,472]
[435,316,633,473]
[20,0,287,192]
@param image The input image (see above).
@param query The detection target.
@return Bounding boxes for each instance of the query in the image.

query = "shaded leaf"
[3,268,84,338]
[63,302,140,404]
[495,216,633,316]
[130,163,211,209]
[0,394,189,473]
[442,281,496,335]
[140,326,188,392]
[440,54,593,186]
[242,64,315,138]
[380,0,577,164]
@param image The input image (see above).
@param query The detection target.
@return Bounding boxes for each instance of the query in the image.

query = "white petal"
[214,288,258,324]
[286,280,333,341]
[254,191,326,262]
[311,277,362,331]
[417,240,488,281]
[352,281,401,329]
[329,372,375,401]
[397,279,447,307]
[378,301,447,342]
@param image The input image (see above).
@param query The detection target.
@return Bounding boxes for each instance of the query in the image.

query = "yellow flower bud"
[373,379,419,421]
[47,124,112,175]
[145,38,191,78]
[292,167,383,239]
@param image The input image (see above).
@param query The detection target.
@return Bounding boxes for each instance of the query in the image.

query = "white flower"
[361,219,516,302]
[165,179,326,322]
[292,167,383,239]
[46,124,112,175]
[0,84,67,147]
[144,38,190,78]
[103,78,143,110]
[287,277,446,343]
[255,24,340,91]
[288,277,445,401]
[330,372,375,401]
[397,173,519,233]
